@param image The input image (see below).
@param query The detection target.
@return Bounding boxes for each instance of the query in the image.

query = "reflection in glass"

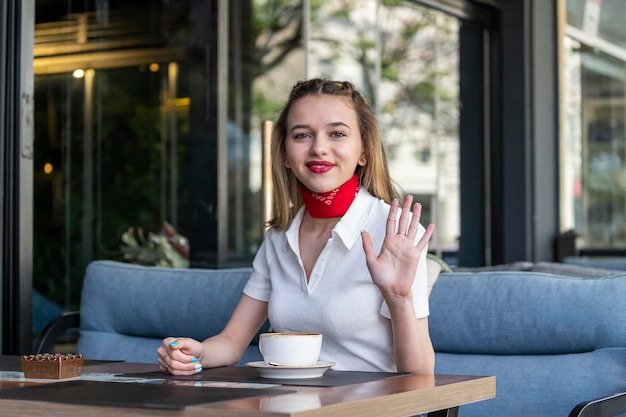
[305,1,460,252]
[34,2,190,312]
[563,0,626,248]
[32,0,461,329]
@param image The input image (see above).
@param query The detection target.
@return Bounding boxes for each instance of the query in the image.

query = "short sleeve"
[243,239,272,302]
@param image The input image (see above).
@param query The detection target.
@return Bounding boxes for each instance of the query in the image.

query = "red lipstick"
[306,161,333,174]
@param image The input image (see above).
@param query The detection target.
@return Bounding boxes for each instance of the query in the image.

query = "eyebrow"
[289,121,352,132]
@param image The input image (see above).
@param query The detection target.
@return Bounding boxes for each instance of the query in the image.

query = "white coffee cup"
[259,332,322,366]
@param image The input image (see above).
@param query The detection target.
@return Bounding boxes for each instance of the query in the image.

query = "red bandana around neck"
[301,174,359,218]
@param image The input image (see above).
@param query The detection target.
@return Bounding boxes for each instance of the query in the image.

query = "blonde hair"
[269,79,398,230]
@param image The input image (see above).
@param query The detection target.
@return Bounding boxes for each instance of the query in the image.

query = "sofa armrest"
[34,311,80,354]
[568,392,626,417]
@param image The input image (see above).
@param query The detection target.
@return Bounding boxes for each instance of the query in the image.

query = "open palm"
[362,195,435,298]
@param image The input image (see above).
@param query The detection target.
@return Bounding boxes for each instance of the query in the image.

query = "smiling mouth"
[306,161,333,173]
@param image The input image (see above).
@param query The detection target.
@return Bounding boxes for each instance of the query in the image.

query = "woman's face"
[284,95,365,193]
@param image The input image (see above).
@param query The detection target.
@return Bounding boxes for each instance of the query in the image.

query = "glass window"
[304,0,460,254]
[566,0,626,49]
[563,0,626,248]
[32,0,460,333]
[34,2,190,314]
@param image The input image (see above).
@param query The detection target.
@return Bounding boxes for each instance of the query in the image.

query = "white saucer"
[246,360,335,379]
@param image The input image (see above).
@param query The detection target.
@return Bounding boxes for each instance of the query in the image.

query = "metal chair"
[568,392,626,417]
[427,408,458,417]
[34,311,80,354]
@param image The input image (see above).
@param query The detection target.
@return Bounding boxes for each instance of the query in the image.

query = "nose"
[310,135,329,156]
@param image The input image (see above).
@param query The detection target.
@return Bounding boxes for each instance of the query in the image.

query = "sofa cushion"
[452,260,625,277]
[78,330,263,364]
[563,256,626,272]
[429,271,626,355]
[77,260,269,363]
[531,261,626,277]
[452,261,533,272]
[430,271,626,417]
[425,254,451,296]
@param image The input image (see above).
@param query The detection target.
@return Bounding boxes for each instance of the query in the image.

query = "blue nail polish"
[191,357,198,363]
[169,341,179,347]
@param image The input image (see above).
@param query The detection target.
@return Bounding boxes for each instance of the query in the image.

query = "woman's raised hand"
[361,195,435,299]
[157,337,204,375]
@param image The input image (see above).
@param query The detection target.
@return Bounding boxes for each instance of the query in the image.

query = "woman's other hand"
[157,337,203,375]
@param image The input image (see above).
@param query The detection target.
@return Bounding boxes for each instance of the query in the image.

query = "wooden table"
[0,357,495,417]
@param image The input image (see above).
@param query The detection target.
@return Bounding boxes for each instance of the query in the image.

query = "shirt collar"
[285,188,377,251]
[333,188,376,249]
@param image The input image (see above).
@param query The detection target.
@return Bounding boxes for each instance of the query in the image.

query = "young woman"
[157,79,435,375]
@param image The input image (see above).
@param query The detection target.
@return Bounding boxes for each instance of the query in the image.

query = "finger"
[157,354,170,373]
[160,355,202,375]
[157,342,172,372]
[396,195,413,236]
[406,202,423,241]
[162,338,194,364]
[171,356,203,375]
[167,338,194,358]
[415,223,435,254]
[162,337,180,352]
[156,345,166,357]
[386,199,400,236]
[161,337,184,361]
[167,337,182,350]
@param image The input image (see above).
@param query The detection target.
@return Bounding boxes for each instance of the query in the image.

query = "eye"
[330,130,347,138]
[292,132,310,140]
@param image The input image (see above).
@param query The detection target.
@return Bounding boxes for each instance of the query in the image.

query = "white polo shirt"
[243,188,429,372]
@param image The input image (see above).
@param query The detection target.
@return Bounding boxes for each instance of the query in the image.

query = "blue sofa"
[46,260,626,416]
[76,260,269,365]
[563,255,626,272]
[429,270,626,417]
